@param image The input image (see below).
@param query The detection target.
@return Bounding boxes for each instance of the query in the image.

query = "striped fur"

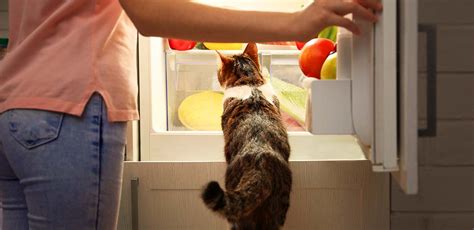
[201,43,292,230]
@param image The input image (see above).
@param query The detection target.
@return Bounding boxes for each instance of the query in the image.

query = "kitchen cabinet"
[118,161,389,230]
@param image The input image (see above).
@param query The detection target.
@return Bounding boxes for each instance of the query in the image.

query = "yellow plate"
[203,42,243,50]
[178,91,224,131]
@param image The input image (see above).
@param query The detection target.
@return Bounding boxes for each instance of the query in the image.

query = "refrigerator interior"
[143,34,371,163]
[141,0,370,163]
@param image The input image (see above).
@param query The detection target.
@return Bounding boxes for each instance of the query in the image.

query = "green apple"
[321,52,337,80]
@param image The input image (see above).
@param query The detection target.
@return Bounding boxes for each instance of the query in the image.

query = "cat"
[201,43,292,230]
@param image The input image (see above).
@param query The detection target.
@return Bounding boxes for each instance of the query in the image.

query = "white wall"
[391,0,474,229]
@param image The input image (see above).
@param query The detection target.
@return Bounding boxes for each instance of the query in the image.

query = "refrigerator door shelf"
[302,76,398,173]
[304,78,355,135]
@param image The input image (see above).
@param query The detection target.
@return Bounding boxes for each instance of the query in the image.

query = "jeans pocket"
[7,109,64,149]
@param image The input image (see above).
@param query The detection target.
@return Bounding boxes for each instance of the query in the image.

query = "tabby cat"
[201,43,292,230]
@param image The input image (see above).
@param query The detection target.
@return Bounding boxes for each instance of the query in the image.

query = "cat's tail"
[201,170,271,221]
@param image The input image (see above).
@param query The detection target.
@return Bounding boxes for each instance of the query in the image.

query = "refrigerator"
[120,0,418,229]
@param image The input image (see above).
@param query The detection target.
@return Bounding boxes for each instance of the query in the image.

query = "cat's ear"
[243,43,259,69]
[216,51,232,68]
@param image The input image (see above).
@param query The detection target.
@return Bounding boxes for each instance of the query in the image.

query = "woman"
[0,0,381,229]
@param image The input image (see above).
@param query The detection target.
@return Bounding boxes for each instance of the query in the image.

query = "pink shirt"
[0,0,138,121]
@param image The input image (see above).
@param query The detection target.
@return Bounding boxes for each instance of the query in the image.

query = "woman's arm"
[119,0,382,42]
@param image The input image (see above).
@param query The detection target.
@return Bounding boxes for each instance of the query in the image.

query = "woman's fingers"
[296,0,383,40]
[330,2,378,22]
[326,14,361,35]
[356,0,383,11]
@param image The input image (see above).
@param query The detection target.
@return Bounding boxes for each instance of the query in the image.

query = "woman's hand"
[292,0,383,41]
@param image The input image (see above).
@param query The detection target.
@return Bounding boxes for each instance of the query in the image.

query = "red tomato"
[168,39,196,51]
[295,41,306,50]
[298,38,335,79]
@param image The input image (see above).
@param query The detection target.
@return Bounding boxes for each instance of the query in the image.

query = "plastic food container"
[0,38,8,60]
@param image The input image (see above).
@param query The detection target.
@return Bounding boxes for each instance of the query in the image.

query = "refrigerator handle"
[418,25,437,137]
[131,177,140,230]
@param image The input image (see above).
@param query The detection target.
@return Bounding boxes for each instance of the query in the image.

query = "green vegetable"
[318,26,338,43]
[194,42,209,50]
[262,68,308,125]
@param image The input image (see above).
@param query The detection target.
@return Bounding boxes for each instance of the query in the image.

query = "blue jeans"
[0,94,127,230]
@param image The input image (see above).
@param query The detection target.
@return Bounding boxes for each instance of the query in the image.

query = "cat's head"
[217,43,265,89]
